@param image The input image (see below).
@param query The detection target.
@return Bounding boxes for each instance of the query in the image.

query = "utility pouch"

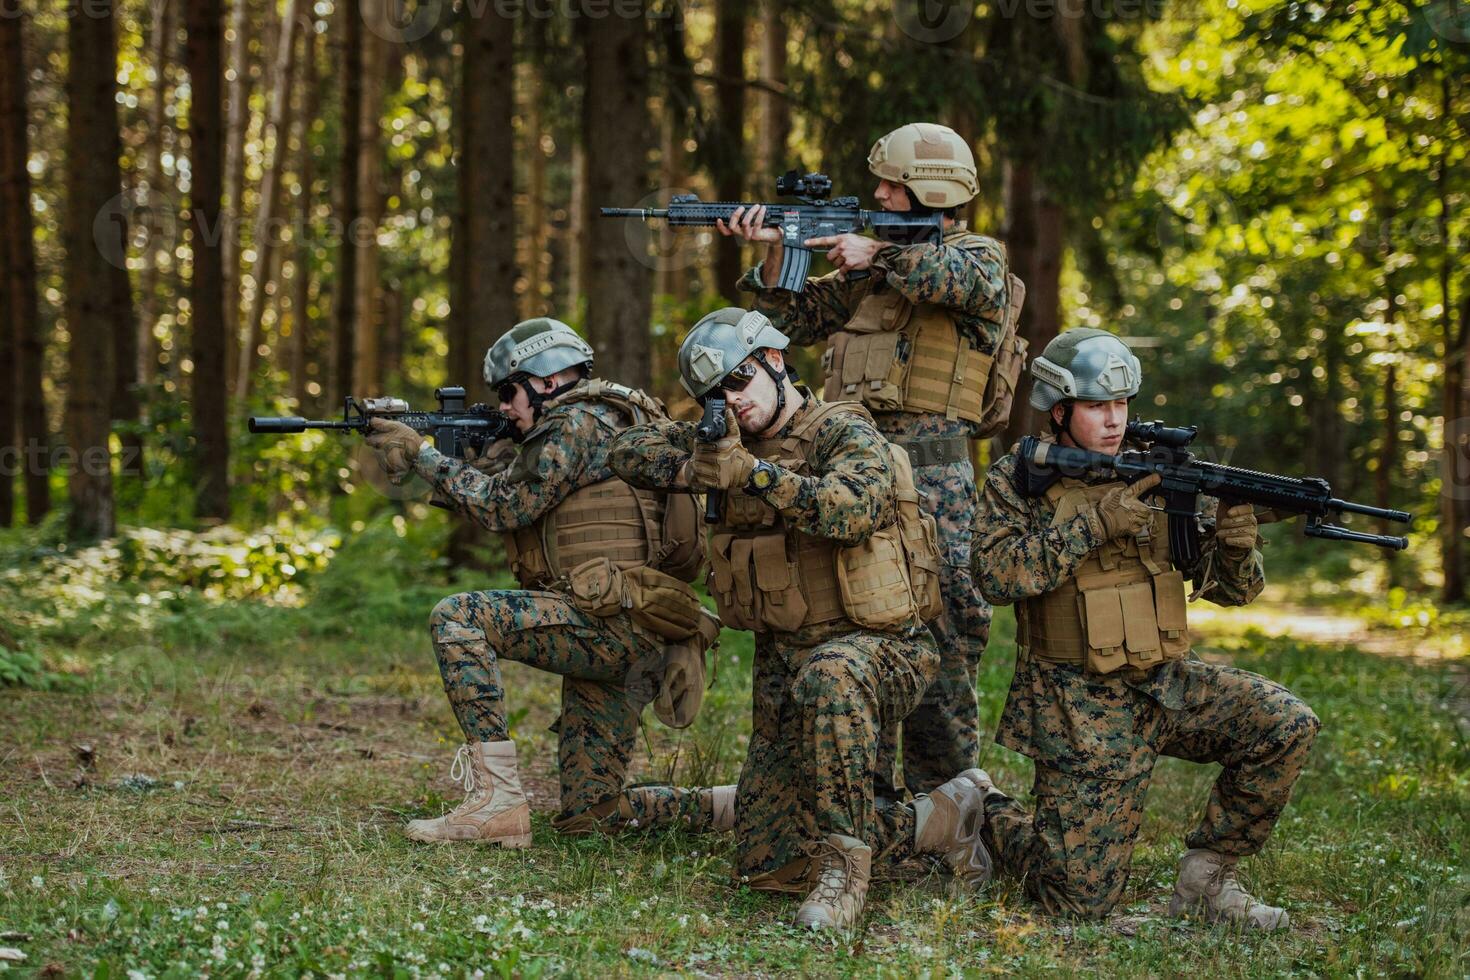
[1082,588,1128,675]
[622,565,704,641]
[836,524,916,630]
[567,557,625,618]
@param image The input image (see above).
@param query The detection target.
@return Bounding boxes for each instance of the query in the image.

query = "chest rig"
[503,380,701,589]
[705,400,942,636]
[820,231,999,424]
[1017,477,1191,675]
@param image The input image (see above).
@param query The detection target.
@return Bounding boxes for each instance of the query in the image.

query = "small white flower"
[30,876,44,889]
[412,921,425,932]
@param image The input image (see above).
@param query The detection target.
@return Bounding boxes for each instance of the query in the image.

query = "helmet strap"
[524,374,583,424]
[753,350,789,421]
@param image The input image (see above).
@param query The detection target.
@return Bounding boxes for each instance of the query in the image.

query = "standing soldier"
[364,318,733,846]
[969,328,1321,929]
[610,308,994,932]
[720,122,1021,800]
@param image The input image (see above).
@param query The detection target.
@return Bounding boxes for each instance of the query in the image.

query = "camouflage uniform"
[412,390,711,832]
[737,228,1009,796]
[610,396,940,886]
[970,446,1321,918]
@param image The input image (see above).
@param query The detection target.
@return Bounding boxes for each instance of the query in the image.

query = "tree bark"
[712,0,747,304]
[351,0,384,395]
[236,0,301,403]
[581,16,652,388]
[0,10,48,523]
[64,0,129,539]
[998,156,1063,449]
[332,0,361,403]
[291,16,319,410]
[186,0,231,521]
[521,59,550,319]
[139,0,174,386]
[223,0,251,399]
[757,0,789,175]
[567,138,587,315]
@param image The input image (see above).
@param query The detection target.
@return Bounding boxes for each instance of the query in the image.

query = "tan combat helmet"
[867,122,978,209]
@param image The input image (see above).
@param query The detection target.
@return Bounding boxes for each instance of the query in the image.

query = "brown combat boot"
[794,834,872,931]
[912,769,993,890]
[1169,848,1289,930]
[405,741,533,847]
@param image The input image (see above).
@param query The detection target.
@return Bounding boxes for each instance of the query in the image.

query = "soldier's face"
[724,353,782,435]
[1056,398,1129,454]
[874,179,913,212]
[497,376,554,434]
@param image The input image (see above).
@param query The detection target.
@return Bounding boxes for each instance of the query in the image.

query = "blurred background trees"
[0,0,1464,598]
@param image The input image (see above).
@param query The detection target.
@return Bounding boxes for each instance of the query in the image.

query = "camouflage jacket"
[411,391,630,533]
[973,444,1266,780]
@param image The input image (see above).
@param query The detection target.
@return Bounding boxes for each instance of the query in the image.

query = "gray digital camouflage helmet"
[1028,328,1142,411]
[678,308,791,399]
[482,318,594,388]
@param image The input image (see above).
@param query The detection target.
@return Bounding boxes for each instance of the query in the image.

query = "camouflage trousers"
[429,589,711,833]
[983,661,1320,919]
[736,628,939,891]
[875,414,992,797]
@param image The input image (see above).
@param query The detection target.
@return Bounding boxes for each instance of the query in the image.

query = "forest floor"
[2,526,1468,977]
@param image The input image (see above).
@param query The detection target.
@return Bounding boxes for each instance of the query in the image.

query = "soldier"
[363,317,733,846]
[720,121,1015,800]
[968,328,1321,929]
[609,307,994,932]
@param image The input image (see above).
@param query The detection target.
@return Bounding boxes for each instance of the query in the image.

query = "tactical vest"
[705,400,943,635]
[820,231,1000,424]
[502,380,702,589]
[1015,477,1191,675]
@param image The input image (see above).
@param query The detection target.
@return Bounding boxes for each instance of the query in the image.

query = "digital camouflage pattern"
[970,447,1320,918]
[737,228,1009,796]
[412,390,715,832]
[609,400,940,885]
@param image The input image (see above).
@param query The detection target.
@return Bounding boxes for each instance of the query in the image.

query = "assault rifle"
[248,386,515,460]
[1018,419,1410,572]
[601,170,943,292]
[696,396,728,523]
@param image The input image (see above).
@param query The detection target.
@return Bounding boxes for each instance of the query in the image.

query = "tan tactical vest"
[1016,477,1191,675]
[820,231,999,424]
[502,380,701,589]
[705,400,943,635]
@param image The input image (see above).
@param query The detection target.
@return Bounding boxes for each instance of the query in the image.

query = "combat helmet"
[482,317,594,388]
[867,122,978,210]
[1028,328,1141,411]
[678,308,791,401]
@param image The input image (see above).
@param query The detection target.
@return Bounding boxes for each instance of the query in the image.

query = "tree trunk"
[351,0,384,395]
[1438,73,1463,603]
[582,17,652,388]
[0,10,48,523]
[291,16,319,410]
[139,0,174,386]
[64,0,129,539]
[757,0,789,174]
[999,156,1062,449]
[712,0,746,304]
[186,0,230,521]
[658,105,687,301]
[567,138,587,315]
[223,0,251,399]
[521,60,550,319]
[332,0,361,403]
[236,0,301,403]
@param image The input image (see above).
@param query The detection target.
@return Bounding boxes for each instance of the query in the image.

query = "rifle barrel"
[599,207,668,218]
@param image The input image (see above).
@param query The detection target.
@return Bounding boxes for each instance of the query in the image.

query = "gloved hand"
[1215,503,1258,554]
[464,438,517,477]
[689,408,756,491]
[365,418,424,485]
[1093,472,1162,542]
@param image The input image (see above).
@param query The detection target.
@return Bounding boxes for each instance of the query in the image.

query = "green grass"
[2,523,1468,976]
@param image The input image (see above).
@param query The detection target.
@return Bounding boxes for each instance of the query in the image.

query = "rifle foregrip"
[705,491,724,523]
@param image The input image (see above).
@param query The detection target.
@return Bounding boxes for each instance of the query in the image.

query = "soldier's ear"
[765,349,785,372]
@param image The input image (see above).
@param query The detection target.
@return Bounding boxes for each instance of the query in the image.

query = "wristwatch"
[745,459,779,495]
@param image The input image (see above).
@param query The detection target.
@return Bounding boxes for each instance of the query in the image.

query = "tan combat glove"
[464,438,517,477]
[689,407,756,491]
[1215,503,1258,555]
[365,418,425,485]
[1093,472,1162,541]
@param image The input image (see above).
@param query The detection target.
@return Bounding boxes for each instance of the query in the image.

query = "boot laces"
[804,840,860,906]
[449,745,477,795]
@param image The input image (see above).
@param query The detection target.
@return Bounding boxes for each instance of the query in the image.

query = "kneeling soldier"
[971,328,1320,929]
[610,308,994,931]
[365,317,732,846]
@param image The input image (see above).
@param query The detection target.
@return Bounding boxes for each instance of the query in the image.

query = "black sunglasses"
[709,359,761,399]
[496,374,530,405]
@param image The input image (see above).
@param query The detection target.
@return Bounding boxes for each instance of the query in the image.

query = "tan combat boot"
[405,741,533,847]
[912,769,993,890]
[794,834,872,931]
[1168,848,1289,930]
